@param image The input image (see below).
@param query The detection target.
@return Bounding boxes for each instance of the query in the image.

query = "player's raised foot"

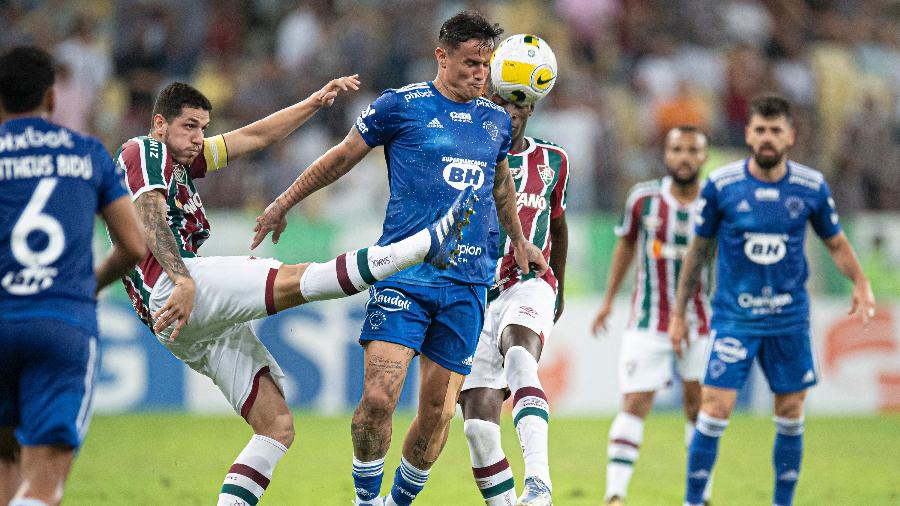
[424,185,477,269]
[605,496,624,506]
[516,476,552,506]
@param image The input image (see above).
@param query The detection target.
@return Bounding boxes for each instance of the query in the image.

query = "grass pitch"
[67,412,900,505]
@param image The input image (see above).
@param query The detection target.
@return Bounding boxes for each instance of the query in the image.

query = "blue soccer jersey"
[0,117,128,335]
[695,159,841,336]
[355,81,512,287]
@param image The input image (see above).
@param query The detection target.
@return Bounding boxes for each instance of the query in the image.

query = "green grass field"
[66,412,900,505]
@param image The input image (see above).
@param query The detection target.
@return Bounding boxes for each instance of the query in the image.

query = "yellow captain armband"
[203,134,229,172]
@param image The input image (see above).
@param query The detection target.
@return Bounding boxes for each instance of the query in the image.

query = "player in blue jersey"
[0,46,146,506]
[252,11,548,506]
[669,96,876,506]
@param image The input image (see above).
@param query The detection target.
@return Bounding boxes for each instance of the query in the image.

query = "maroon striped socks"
[218,434,286,505]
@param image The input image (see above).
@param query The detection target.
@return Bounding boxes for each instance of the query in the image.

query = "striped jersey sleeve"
[189,134,229,179]
[118,137,172,201]
[549,145,569,218]
[614,182,655,241]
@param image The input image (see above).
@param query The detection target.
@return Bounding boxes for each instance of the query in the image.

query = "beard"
[670,169,699,186]
[753,145,784,169]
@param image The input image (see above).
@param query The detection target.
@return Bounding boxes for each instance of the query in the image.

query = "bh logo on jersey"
[743,232,788,265]
[442,156,486,191]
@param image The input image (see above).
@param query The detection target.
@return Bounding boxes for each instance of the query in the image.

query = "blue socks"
[352,457,385,504]
[773,416,804,506]
[388,456,430,505]
[685,412,728,505]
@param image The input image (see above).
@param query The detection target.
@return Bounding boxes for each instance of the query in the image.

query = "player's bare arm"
[669,235,715,356]
[251,127,372,248]
[95,196,146,291]
[492,157,549,276]
[592,237,637,336]
[549,213,568,322]
[823,231,876,325]
[222,75,360,161]
[134,190,196,339]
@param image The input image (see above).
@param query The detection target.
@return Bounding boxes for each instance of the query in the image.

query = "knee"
[355,392,396,426]
[420,400,456,431]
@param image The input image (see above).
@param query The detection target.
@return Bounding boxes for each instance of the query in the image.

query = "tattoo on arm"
[673,236,715,316]
[277,148,350,209]
[134,192,190,280]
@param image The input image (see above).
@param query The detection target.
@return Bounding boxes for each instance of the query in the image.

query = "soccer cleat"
[353,498,385,506]
[424,185,477,269]
[605,496,624,505]
[516,476,552,506]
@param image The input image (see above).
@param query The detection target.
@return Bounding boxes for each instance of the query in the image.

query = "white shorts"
[618,329,710,394]
[149,256,287,416]
[462,278,556,391]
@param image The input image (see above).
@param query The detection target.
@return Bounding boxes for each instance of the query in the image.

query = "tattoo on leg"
[351,419,391,461]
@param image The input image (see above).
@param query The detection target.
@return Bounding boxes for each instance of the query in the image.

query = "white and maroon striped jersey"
[491,137,569,300]
[115,135,228,327]
[615,176,710,335]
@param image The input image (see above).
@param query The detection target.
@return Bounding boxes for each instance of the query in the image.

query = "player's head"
[435,11,503,101]
[745,95,795,170]
[664,126,708,186]
[151,82,212,164]
[0,46,56,118]
[489,88,534,140]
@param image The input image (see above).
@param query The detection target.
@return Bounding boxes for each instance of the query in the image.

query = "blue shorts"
[0,319,99,448]
[359,280,487,374]
[703,329,818,394]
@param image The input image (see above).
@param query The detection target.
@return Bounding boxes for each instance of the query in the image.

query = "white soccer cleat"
[516,476,552,506]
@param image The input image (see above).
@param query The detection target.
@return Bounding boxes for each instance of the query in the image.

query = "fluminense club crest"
[537,164,554,185]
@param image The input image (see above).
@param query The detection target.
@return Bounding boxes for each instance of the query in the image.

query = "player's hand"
[592,300,613,337]
[312,74,361,108]
[668,314,689,358]
[849,279,876,326]
[554,295,565,323]
[512,240,549,276]
[251,201,288,249]
[153,277,195,340]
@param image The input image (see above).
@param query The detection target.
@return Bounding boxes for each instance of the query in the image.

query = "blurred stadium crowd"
[2,0,899,215]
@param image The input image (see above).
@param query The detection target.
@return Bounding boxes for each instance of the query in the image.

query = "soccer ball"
[490,34,558,105]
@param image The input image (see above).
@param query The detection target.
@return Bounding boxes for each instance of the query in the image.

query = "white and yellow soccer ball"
[490,34,558,105]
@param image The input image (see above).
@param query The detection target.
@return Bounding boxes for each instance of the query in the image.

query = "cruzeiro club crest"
[537,163,554,185]
[483,121,499,141]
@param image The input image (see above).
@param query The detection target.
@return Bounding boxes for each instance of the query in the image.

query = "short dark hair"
[151,82,212,126]
[0,46,56,114]
[749,95,792,124]
[439,11,503,50]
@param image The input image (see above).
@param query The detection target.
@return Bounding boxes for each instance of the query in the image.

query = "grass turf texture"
[68,412,900,505]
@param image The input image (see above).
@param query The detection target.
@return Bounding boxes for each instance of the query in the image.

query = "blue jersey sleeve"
[355,91,400,148]
[93,140,128,210]
[496,114,512,163]
[810,180,841,239]
[694,178,721,238]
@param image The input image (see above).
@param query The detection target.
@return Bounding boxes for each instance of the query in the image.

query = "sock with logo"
[464,419,517,505]
[217,434,286,506]
[385,456,430,506]
[352,456,385,505]
[685,412,728,506]
[605,412,643,500]
[772,416,804,506]
[299,230,431,300]
[506,346,551,489]
[685,421,713,501]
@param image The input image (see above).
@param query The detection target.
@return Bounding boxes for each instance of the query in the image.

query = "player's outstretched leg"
[464,418,517,505]
[298,186,477,301]
[506,346,552,506]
